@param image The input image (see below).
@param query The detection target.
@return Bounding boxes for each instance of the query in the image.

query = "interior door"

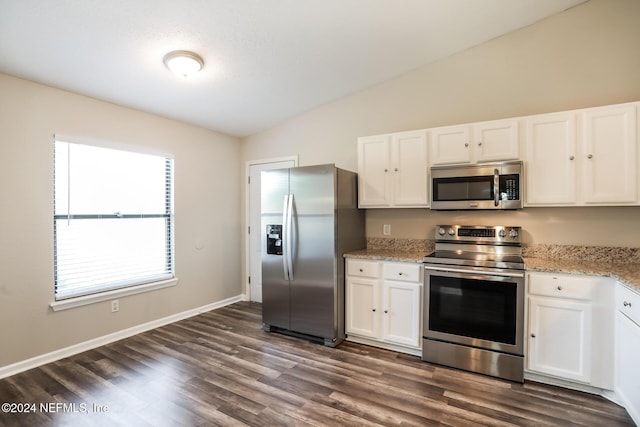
[248,159,295,302]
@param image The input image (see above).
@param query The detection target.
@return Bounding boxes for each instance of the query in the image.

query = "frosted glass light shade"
[163,50,204,77]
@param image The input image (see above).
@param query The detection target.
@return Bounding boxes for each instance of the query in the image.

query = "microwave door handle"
[494,169,500,207]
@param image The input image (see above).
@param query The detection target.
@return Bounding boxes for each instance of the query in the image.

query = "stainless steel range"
[422,225,525,382]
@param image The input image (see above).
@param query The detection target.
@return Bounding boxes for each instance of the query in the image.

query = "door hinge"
[248,276,251,284]
[248,226,250,234]
[247,176,250,184]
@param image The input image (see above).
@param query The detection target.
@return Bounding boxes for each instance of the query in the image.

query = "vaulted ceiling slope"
[0,0,586,137]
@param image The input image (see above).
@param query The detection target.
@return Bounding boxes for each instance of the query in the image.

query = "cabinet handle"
[569,155,575,160]
[394,168,398,172]
[478,142,482,146]
[557,285,562,291]
[531,333,536,338]
[359,268,363,272]
[384,168,388,172]
[624,301,632,307]
[464,143,469,147]
[587,154,593,159]
[398,272,404,276]
[372,308,376,312]
[384,310,388,314]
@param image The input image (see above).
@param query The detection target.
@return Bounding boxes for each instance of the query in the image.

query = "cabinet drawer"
[347,260,380,278]
[383,262,422,283]
[528,272,599,300]
[616,283,640,326]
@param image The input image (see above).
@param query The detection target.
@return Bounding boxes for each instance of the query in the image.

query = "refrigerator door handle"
[282,194,290,281]
[285,193,294,280]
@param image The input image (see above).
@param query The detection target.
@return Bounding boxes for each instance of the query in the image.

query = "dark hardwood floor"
[0,302,634,426]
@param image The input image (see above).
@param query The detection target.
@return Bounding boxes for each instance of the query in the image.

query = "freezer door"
[288,164,337,340]
[261,168,290,330]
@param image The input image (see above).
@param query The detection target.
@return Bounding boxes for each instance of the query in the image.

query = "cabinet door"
[582,105,637,204]
[381,280,421,348]
[524,112,577,205]
[357,135,391,207]
[346,276,379,339]
[430,125,471,165]
[616,311,640,423]
[474,119,520,162]
[391,130,428,207]
[528,296,592,383]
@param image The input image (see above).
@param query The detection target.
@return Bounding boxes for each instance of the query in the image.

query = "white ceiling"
[0,0,586,138]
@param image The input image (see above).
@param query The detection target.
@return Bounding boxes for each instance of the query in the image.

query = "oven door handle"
[424,265,524,278]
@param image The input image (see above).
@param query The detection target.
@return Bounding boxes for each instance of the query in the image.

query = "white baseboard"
[0,294,247,380]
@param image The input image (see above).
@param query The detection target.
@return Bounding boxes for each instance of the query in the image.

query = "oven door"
[423,264,525,356]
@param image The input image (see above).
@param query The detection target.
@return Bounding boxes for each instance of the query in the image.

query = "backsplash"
[367,238,640,264]
[367,238,434,253]
[523,244,640,265]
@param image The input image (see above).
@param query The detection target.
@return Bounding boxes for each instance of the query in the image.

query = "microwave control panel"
[500,175,519,200]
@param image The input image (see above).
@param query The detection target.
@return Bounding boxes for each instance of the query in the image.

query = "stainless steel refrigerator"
[261,164,365,347]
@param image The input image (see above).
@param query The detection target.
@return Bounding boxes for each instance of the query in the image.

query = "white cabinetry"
[526,272,613,389]
[525,103,638,206]
[524,112,577,205]
[615,283,640,425]
[357,130,428,208]
[430,118,519,166]
[582,105,637,204]
[346,259,422,355]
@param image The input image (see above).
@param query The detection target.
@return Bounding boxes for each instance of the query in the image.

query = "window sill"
[49,278,179,312]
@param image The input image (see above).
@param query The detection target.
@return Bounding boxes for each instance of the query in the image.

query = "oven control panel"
[435,225,521,243]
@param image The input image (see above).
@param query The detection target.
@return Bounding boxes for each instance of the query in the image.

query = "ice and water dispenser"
[266,224,283,255]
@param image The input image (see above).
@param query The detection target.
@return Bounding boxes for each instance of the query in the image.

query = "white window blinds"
[53,139,174,300]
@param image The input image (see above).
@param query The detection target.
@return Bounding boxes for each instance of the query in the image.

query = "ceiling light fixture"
[163,50,204,78]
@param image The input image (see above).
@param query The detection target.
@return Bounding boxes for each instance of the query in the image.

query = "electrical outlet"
[111,300,119,313]
[383,224,391,236]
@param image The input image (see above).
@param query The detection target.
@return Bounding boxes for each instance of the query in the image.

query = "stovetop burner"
[423,225,524,270]
[423,251,525,270]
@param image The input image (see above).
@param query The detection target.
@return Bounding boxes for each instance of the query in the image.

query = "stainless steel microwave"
[430,161,523,210]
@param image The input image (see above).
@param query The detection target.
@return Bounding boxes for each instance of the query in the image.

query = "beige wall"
[0,73,242,367]
[242,0,640,252]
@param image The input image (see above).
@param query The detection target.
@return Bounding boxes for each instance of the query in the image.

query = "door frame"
[245,156,298,302]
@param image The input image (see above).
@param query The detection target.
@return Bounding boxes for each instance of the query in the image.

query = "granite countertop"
[345,249,427,263]
[524,257,640,293]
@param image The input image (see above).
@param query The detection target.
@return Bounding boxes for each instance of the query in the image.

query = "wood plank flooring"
[0,302,634,426]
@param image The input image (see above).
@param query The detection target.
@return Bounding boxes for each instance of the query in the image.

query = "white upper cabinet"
[582,104,637,204]
[430,118,519,166]
[429,125,471,165]
[525,103,638,206]
[391,131,429,207]
[357,130,428,208]
[357,134,391,207]
[474,119,521,162]
[525,112,578,205]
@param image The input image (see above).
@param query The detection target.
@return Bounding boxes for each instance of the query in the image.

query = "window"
[53,140,174,301]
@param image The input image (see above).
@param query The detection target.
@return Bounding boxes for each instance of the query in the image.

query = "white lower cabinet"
[526,272,613,389]
[346,259,422,355]
[380,279,421,348]
[528,295,593,383]
[615,282,640,425]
